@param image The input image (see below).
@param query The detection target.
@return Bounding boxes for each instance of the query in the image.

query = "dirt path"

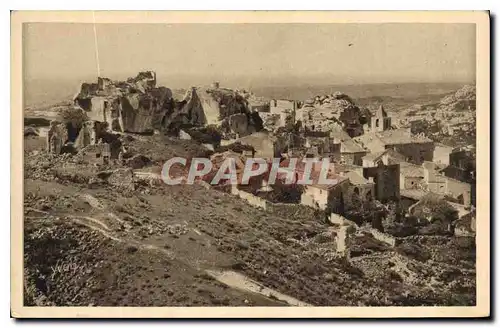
[68,212,310,306]
[205,270,312,307]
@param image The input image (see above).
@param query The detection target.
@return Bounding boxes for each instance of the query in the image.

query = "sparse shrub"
[126,246,138,253]
[388,270,404,283]
[396,243,431,262]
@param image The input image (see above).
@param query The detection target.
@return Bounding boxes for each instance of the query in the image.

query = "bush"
[396,243,431,262]
[388,270,404,283]
[412,195,459,224]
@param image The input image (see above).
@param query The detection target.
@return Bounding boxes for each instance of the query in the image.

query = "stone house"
[398,161,472,207]
[270,99,297,116]
[362,162,400,203]
[327,129,367,165]
[235,131,284,160]
[440,147,476,206]
[74,120,108,150]
[433,143,455,166]
[304,136,341,160]
[343,169,375,206]
[399,162,425,190]
[362,148,406,167]
[423,162,472,206]
[79,143,114,165]
[340,139,368,166]
[300,177,350,211]
[353,128,434,165]
[441,147,475,182]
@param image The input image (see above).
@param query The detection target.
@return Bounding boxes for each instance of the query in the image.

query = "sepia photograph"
[10,11,490,318]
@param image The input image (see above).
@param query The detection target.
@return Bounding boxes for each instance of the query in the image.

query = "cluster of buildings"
[215,95,475,234]
[40,75,476,235]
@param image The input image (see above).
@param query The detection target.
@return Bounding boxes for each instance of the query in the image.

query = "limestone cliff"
[163,86,263,137]
[300,92,369,137]
[73,72,174,134]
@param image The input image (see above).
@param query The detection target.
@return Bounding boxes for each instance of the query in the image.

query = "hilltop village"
[37,71,475,237]
[23,71,477,307]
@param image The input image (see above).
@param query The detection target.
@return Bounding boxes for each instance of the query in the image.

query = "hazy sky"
[23,23,476,87]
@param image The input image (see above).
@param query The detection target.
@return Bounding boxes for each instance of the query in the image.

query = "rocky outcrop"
[300,92,369,137]
[72,71,173,134]
[163,86,263,138]
[439,85,476,108]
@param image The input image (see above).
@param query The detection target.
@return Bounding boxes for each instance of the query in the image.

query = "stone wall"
[231,185,269,210]
[389,142,434,165]
[270,99,296,115]
[446,177,472,206]
[342,152,366,166]
[368,228,397,247]
[402,176,423,190]
[363,163,400,202]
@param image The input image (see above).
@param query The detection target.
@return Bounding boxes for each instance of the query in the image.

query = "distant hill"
[24,77,469,112]
[247,82,467,102]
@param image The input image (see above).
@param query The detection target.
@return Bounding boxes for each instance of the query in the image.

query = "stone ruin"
[163,84,263,138]
[299,92,370,138]
[44,73,264,158]
[73,71,171,134]
[72,74,262,138]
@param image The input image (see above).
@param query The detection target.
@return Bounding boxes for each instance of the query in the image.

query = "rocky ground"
[22,132,476,307]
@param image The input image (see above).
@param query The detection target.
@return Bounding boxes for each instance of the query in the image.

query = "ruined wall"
[336,226,348,254]
[345,183,375,208]
[74,82,99,101]
[335,224,356,258]
[87,97,108,123]
[368,228,397,247]
[46,122,69,154]
[228,113,256,137]
[329,142,342,161]
[231,186,269,210]
[120,94,156,133]
[74,121,96,149]
[449,150,474,169]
